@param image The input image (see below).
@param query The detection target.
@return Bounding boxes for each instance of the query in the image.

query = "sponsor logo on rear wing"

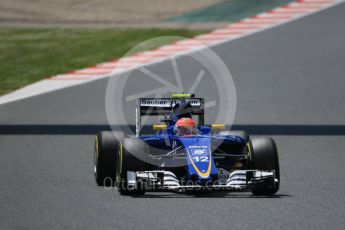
[140,98,203,107]
[138,98,204,116]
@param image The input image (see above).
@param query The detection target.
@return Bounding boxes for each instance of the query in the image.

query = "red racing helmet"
[175,118,196,128]
[175,118,197,136]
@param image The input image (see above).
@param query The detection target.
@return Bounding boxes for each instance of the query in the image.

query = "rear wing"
[136,97,204,136]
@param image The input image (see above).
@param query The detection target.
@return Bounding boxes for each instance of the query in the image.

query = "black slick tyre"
[94,131,124,186]
[116,138,148,195]
[248,137,280,196]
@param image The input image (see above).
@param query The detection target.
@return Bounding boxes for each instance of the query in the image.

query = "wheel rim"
[94,136,99,178]
[116,143,123,181]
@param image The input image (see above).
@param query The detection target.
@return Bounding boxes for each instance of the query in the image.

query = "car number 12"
[192,156,209,162]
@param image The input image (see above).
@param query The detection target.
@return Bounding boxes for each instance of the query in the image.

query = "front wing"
[125,170,278,192]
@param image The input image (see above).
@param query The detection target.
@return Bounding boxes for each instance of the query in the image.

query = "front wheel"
[116,138,149,195]
[248,137,280,196]
[94,131,124,186]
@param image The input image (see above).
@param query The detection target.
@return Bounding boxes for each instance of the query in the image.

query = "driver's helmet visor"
[177,126,197,136]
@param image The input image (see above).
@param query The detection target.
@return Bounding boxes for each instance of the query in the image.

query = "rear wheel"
[116,138,149,195]
[94,131,124,186]
[248,137,280,196]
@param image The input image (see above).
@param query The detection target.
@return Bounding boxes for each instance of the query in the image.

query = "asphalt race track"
[1,3,345,230]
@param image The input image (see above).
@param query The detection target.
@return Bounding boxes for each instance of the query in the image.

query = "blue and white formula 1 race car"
[94,94,280,196]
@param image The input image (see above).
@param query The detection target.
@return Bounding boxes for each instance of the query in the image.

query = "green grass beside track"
[0,28,205,96]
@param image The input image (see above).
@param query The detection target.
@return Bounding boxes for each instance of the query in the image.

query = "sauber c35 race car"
[94,94,280,196]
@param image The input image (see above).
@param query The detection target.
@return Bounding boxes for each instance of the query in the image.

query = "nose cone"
[180,137,218,182]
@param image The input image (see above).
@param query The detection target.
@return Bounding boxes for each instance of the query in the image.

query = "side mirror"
[153,124,167,131]
[211,124,225,131]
